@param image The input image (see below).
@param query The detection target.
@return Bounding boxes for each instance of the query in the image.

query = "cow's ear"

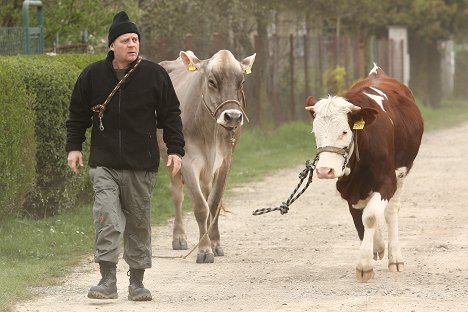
[350,107,378,129]
[241,53,256,74]
[305,96,317,118]
[180,51,201,72]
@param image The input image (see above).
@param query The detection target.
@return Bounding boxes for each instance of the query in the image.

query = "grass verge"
[1,98,467,312]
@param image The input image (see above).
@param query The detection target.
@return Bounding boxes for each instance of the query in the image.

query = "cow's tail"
[368,62,386,77]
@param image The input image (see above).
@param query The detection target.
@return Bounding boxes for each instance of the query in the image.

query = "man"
[66,11,185,301]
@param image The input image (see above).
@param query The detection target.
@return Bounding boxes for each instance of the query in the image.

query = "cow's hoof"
[388,262,404,272]
[355,268,375,282]
[172,238,188,250]
[373,249,385,260]
[213,246,224,257]
[196,252,214,263]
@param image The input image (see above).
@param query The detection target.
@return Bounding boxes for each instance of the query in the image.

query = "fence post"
[289,34,295,121]
[344,35,350,86]
[388,39,394,78]
[211,32,220,54]
[159,35,167,61]
[400,39,405,83]
[318,33,323,92]
[303,34,310,100]
[272,33,280,125]
[254,34,262,126]
[22,0,44,54]
[185,33,193,51]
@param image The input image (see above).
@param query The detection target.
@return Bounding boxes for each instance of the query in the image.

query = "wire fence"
[0,26,46,55]
[0,27,23,55]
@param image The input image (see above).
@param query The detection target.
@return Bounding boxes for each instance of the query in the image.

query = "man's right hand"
[67,151,84,175]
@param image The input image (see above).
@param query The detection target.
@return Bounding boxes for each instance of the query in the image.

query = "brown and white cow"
[158,50,255,263]
[305,64,424,281]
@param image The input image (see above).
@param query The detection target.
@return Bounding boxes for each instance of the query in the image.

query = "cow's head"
[305,95,378,179]
[180,50,256,129]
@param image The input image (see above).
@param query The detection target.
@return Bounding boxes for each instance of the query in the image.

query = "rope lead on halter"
[252,157,318,216]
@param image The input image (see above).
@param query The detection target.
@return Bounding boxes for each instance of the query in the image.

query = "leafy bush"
[323,65,347,95]
[0,65,36,219]
[0,54,104,218]
[4,56,79,217]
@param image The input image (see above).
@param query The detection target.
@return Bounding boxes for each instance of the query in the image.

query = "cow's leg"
[182,166,214,263]
[385,169,406,272]
[348,205,364,240]
[373,216,385,261]
[356,192,387,282]
[349,202,384,260]
[206,167,229,257]
[170,172,187,250]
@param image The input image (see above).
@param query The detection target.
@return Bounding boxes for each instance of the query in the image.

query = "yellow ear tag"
[244,66,252,74]
[188,62,197,71]
[353,118,365,130]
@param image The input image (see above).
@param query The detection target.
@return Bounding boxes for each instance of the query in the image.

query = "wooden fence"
[142,33,405,126]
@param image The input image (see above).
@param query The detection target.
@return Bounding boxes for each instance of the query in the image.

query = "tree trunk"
[409,33,442,108]
[253,12,270,126]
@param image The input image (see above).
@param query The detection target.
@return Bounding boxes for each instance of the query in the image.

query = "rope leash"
[252,156,319,216]
[91,57,142,131]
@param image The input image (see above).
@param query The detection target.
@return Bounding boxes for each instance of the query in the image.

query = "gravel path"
[14,123,468,312]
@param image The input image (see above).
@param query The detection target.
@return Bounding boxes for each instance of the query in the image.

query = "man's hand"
[67,151,84,175]
[167,154,182,177]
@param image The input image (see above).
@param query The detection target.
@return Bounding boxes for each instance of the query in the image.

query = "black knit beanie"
[108,11,140,47]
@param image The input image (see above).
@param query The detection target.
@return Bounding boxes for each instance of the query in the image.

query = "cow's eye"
[208,79,217,88]
[342,130,348,135]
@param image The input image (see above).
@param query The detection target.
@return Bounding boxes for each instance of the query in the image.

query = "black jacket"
[66,52,185,171]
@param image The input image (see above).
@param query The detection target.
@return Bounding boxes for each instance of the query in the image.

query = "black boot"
[88,261,118,299]
[128,268,152,301]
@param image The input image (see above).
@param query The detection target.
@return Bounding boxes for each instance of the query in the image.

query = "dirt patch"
[15,124,468,312]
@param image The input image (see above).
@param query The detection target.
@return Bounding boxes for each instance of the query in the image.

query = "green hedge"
[0,54,104,219]
[0,66,36,218]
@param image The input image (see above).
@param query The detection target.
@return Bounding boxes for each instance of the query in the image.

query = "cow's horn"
[305,106,314,111]
[351,105,361,111]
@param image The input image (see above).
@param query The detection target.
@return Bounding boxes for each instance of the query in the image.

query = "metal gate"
[0,0,44,55]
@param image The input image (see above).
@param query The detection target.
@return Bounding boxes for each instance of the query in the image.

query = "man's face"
[110,33,139,66]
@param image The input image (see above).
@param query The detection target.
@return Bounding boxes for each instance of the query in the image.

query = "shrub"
[0,64,36,219]
[323,65,347,95]
[0,54,104,218]
[3,56,78,217]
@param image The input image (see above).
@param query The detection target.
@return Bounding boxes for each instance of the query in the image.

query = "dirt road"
[15,124,468,312]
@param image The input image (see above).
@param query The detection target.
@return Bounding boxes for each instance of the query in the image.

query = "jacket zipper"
[118,90,122,166]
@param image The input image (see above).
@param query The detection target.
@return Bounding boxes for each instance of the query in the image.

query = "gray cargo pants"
[89,166,156,269]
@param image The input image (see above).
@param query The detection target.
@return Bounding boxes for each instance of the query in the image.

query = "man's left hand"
[167,154,182,177]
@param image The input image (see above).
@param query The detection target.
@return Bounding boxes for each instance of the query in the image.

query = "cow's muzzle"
[202,93,250,125]
[222,110,243,125]
[315,135,355,178]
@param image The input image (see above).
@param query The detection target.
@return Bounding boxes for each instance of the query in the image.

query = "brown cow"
[305,64,424,281]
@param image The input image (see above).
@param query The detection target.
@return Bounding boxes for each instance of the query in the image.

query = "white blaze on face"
[312,96,355,178]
